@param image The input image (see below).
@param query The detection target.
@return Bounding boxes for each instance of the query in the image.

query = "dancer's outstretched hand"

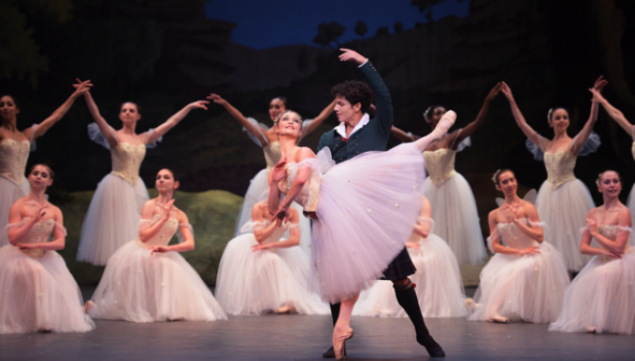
[72,78,93,96]
[339,48,367,65]
[500,82,514,102]
[271,157,288,183]
[187,100,209,111]
[206,93,227,105]
[486,82,503,101]
[593,75,608,93]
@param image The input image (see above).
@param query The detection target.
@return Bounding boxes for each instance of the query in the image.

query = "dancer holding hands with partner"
[500,77,607,272]
[0,81,92,246]
[76,79,209,265]
[268,49,452,359]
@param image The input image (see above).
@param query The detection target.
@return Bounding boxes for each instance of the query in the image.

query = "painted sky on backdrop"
[205,0,470,49]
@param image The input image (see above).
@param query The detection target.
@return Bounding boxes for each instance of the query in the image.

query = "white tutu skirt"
[215,234,328,315]
[311,143,425,304]
[0,176,29,247]
[77,174,149,265]
[88,240,227,322]
[535,179,594,271]
[354,234,466,318]
[549,249,635,335]
[233,168,312,255]
[0,245,95,334]
[423,173,487,266]
[468,242,570,323]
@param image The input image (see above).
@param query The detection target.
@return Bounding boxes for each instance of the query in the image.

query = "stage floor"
[1,289,633,361]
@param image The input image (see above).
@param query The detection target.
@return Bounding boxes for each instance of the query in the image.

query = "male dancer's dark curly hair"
[331,80,374,114]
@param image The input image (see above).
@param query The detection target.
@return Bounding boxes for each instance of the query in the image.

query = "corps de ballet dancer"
[215,192,327,316]
[76,79,209,265]
[0,164,95,334]
[85,169,227,322]
[0,81,92,246]
[390,83,503,266]
[207,92,335,253]
[466,169,570,323]
[354,196,466,319]
[500,77,607,272]
[550,170,635,335]
[588,88,635,226]
[267,48,454,359]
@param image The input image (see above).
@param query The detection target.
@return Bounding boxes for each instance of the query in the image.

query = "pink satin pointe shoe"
[333,324,354,360]
[487,313,510,323]
[274,304,296,314]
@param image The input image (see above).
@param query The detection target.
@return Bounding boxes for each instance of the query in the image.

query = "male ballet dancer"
[316,48,445,358]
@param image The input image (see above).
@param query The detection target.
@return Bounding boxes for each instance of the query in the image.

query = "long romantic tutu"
[535,179,594,272]
[310,143,425,304]
[549,248,635,335]
[423,173,487,266]
[77,174,149,265]
[354,233,466,318]
[468,242,570,323]
[0,177,29,247]
[215,233,328,315]
[233,169,312,256]
[88,240,227,322]
[0,245,95,334]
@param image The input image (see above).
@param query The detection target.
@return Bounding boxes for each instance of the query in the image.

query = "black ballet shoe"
[322,345,346,358]
[418,336,445,358]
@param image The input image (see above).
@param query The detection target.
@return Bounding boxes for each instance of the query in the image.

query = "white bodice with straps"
[488,218,543,253]
[421,129,470,187]
[8,217,64,257]
[585,210,634,262]
[138,214,189,248]
[263,141,281,170]
[0,124,37,185]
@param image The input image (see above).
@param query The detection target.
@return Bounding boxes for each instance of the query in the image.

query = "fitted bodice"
[278,161,321,212]
[0,139,30,185]
[111,142,146,185]
[423,149,457,187]
[15,217,55,257]
[595,223,632,262]
[141,215,179,248]
[263,141,281,170]
[543,151,577,190]
[496,218,539,251]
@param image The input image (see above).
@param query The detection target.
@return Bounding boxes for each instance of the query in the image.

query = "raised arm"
[24,79,92,141]
[301,100,336,137]
[413,111,456,152]
[500,82,541,147]
[82,89,118,148]
[451,82,502,148]
[144,100,209,145]
[391,125,417,142]
[207,93,269,146]
[590,87,631,135]
[570,76,607,155]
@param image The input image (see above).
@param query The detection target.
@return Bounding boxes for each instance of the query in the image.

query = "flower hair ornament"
[547,108,554,122]
[491,169,502,185]
[423,107,431,123]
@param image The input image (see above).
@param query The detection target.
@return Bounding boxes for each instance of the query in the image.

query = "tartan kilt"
[380,246,416,280]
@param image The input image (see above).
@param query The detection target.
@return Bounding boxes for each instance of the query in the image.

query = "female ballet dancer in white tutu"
[354,196,466,318]
[86,169,227,322]
[0,164,95,334]
[206,92,335,252]
[76,80,209,265]
[588,88,635,226]
[215,192,328,316]
[0,81,92,246]
[390,83,502,266]
[501,77,607,272]
[550,170,635,335]
[466,169,570,324]
[267,107,455,359]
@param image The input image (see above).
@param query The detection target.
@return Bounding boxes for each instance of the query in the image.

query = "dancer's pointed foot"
[333,324,354,360]
[417,335,445,357]
[487,314,509,323]
[464,298,478,310]
[274,304,296,314]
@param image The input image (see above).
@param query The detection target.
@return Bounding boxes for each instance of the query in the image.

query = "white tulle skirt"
[77,174,149,265]
[233,168,312,255]
[354,234,467,318]
[215,233,328,316]
[536,179,595,272]
[0,176,30,247]
[468,242,570,323]
[0,245,95,334]
[88,240,227,322]
[549,248,635,335]
[423,173,487,266]
[311,143,425,304]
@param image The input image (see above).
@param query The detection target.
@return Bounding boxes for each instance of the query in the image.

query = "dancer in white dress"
[588,88,635,226]
[86,169,227,322]
[268,106,455,358]
[390,84,502,266]
[0,81,92,246]
[0,164,95,334]
[501,77,607,272]
[76,81,209,265]
[467,169,570,324]
[207,93,335,253]
[550,170,635,335]
[215,195,328,316]
[354,197,466,318]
